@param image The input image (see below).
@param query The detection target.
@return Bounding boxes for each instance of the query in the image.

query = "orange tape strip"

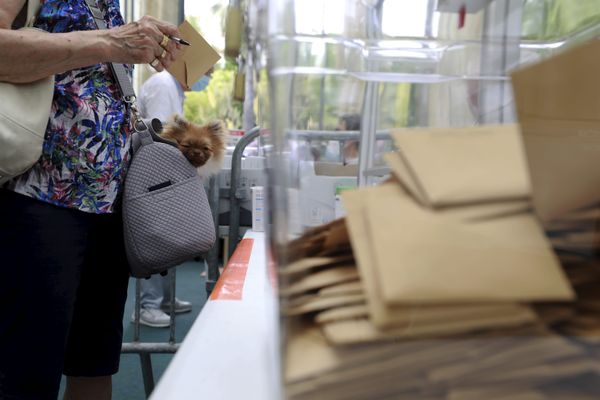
[210,239,254,300]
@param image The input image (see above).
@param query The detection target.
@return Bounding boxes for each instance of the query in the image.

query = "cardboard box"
[251,186,265,232]
[299,161,357,227]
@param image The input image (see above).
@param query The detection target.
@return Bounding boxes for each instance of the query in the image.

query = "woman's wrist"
[92,29,116,62]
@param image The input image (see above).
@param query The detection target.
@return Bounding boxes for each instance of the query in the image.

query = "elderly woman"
[0,1,183,399]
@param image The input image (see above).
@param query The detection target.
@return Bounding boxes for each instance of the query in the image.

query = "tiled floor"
[59,260,208,400]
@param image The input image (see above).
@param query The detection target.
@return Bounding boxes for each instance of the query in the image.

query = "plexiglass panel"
[246,0,600,398]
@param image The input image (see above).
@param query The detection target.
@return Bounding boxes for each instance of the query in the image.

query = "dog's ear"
[162,115,189,142]
[205,121,227,141]
[206,121,225,137]
[173,114,190,129]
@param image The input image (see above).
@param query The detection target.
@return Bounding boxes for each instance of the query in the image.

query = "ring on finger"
[159,34,170,48]
[159,49,167,59]
[150,58,160,68]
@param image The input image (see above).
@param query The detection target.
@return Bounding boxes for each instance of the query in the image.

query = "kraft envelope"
[511,39,600,222]
[285,325,341,383]
[342,185,545,328]
[283,293,365,317]
[321,307,536,345]
[460,359,600,387]
[387,124,531,207]
[429,335,583,384]
[317,302,536,333]
[280,255,355,276]
[279,266,359,297]
[448,389,547,400]
[318,280,363,297]
[315,304,369,325]
[342,185,412,328]
[286,322,459,383]
[364,184,574,303]
[167,20,221,89]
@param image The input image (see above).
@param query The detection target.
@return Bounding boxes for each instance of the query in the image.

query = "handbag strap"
[82,0,136,103]
[25,0,41,27]
[12,0,40,29]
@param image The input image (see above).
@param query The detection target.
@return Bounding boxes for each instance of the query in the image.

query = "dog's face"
[161,116,226,171]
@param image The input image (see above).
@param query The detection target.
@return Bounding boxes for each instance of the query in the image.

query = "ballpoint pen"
[168,35,191,46]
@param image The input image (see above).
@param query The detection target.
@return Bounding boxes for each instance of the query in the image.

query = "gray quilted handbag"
[122,119,216,278]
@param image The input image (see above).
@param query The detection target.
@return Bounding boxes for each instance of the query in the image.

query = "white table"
[150,231,281,400]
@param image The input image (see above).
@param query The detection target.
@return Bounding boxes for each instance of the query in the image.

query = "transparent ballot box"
[247,0,600,398]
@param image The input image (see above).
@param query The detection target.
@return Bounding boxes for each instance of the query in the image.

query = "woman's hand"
[0,12,184,83]
[104,15,183,71]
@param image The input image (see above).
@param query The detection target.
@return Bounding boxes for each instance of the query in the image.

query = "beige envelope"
[286,324,561,399]
[317,302,538,336]
[318,280,363,297]
[279,266,359,297]
[342,185,413,328]
[363,184,574,303]
[428,335,584,384]
[387,124,531,207]
[279,255,355,276]
[342,185,537,329]
[511,39,600,222]
[315,304,369,324]
[285,325,342,384]
[283,293,365,316]
[465,359,600,387]
[448,388,547,400]
[167,20,221,89]
[321,307,537,345]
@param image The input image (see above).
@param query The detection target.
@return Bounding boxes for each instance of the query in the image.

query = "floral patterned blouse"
[9,0,132,214]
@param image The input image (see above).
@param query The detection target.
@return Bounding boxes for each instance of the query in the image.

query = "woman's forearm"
[0,14,182,84]
[0,29,112,83]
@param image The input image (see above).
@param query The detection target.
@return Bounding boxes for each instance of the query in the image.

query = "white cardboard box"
[251,186,265,232]
[299,161,357,227]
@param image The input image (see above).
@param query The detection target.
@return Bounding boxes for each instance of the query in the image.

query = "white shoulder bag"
[0,0,55,184]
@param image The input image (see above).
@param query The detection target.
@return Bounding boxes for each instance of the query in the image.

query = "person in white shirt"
[134,70,212,327]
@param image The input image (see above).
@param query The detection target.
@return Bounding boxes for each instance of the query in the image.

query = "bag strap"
[82,0,136,102]
[131,129,154,153]
[82,0,177,153]
[131,118,178,153]
[13,0,40,29]
[25,0,41,27]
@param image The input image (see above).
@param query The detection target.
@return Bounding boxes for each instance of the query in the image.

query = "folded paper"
[388,124,531,207]
[511,39,600,222]
[363,184,574,303]
[167,20,221,89]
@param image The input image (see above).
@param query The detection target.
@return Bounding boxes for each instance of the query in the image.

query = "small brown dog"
[161,115,227,177]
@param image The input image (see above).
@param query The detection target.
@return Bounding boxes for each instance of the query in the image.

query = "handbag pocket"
[123,175,216,277]
[0,113,45,177]
[0,73,54,182]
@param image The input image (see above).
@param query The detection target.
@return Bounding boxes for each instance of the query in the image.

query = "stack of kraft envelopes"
[281,39,600,400]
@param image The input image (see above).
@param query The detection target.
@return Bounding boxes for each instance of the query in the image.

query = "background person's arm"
[0,0,182,83]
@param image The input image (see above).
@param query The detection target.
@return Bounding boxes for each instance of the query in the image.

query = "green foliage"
[522,0,600,39]
[288,75,363,130]
[224,58,239,71]
[183,68,242,129]
[378,83,411,128]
